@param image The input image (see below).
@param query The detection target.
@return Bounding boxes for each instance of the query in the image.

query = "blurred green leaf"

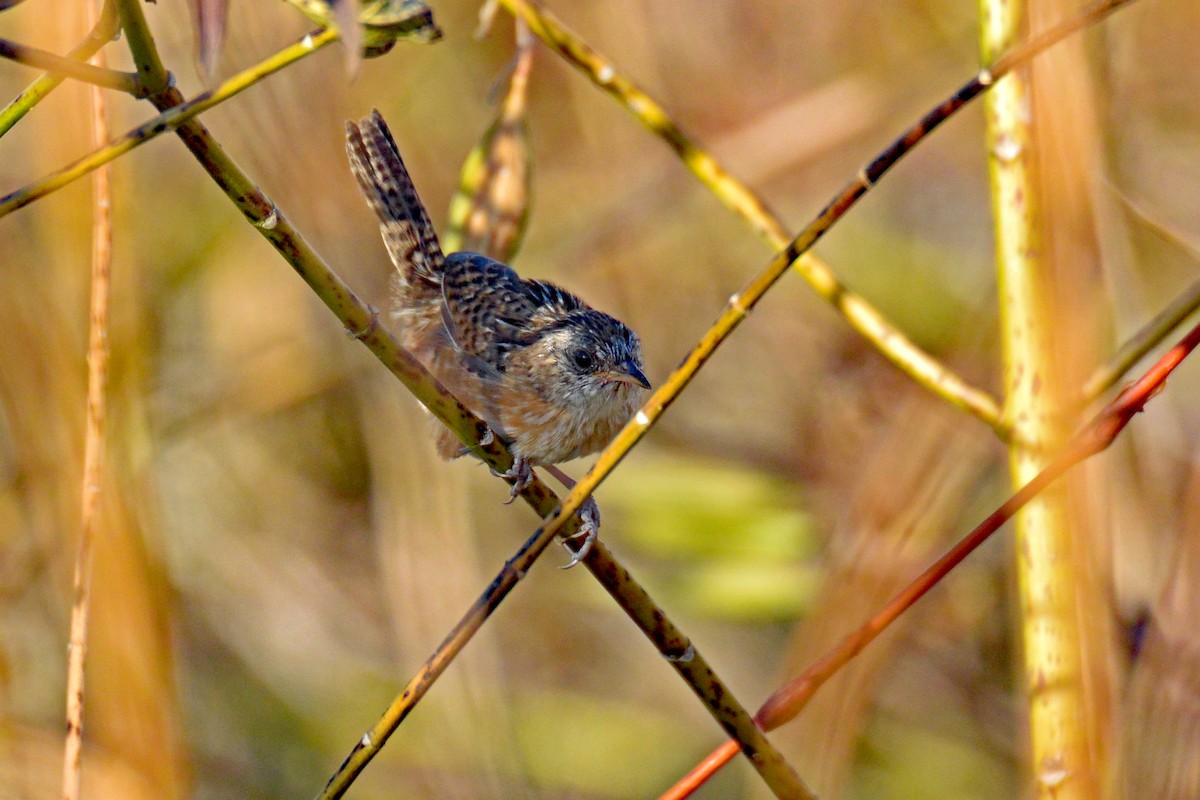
[673,560,821,620]
[607,456,820,620]
[610,456,817,561]
[513,690,702,799]
[824,219,986,352]
[852,715,1013,800]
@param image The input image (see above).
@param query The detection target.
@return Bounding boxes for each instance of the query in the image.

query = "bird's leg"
[490,455,533,503]
[542,464,600,569]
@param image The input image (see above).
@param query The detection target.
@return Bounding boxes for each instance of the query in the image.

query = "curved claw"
[559,497,600,569]
[490,456,532,503]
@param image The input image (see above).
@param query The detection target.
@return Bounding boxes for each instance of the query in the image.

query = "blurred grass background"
[1,0,1198,798]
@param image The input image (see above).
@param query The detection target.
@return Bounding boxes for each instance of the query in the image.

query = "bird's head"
[519,310,650,410]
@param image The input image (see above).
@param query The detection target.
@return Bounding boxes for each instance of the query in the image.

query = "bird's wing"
[438,252,545,369]
[439,255,587,369]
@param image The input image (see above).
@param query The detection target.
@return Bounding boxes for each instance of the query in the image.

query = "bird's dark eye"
[570,349,596,371]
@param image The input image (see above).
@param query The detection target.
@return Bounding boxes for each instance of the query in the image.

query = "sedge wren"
[346,110,650,564]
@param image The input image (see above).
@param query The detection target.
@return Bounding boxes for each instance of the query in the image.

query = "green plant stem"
[497,0,1008,438]
[114,0,171,93]
[0,39,141,95]
[0,0,119,137]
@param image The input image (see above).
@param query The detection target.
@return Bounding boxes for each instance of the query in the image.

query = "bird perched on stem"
[345,110,650,565]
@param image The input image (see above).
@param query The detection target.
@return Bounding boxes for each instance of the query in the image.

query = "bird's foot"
[541,465,600,569]
[490,456,532,504]
[559,496,600,569]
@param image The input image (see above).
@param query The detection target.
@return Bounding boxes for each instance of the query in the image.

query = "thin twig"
[61,2,112,797]
[0,0,119,137]
[0,38,142,95]
[496,0,1009,438]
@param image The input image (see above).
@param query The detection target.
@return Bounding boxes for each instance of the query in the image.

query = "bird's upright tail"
[346,110,444,294]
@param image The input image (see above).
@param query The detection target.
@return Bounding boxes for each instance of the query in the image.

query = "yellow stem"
[981,0,1098,796]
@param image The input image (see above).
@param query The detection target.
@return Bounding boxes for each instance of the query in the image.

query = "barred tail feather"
[345,110,444,288]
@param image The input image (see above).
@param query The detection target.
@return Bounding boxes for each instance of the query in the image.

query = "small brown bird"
[346,110,650,564]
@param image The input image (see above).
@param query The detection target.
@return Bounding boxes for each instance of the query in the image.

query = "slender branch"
[0,28,340,219]
[496,0,1008,438]
[0,0,120,137]
[62,4,112,796]
[0,39,141,95]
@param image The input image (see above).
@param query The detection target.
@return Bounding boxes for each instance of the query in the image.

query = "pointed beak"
[605,360,651,390]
